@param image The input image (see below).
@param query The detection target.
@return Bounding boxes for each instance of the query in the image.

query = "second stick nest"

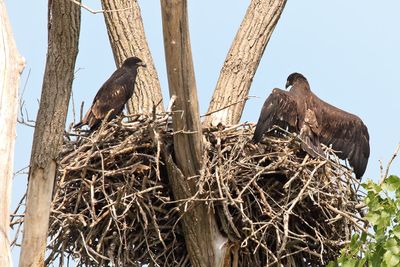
[46,114,363,266]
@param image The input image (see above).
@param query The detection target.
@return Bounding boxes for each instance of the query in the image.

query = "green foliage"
[329,175,400,267]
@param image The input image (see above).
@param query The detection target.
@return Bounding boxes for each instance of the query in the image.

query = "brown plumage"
[253,73,370,179]
[74,57,146,131]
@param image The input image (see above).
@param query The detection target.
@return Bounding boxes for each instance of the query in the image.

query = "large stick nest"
[44,113,363,266]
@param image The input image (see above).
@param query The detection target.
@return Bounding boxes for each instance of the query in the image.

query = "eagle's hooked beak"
[137,62,147,68]
[285,80,290,89]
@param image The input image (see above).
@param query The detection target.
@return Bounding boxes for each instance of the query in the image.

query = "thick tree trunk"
[205,0,287,125]
[0,1,25,266]
[101,0,164,114]
[18,1,80,266]
[160,1,228,266]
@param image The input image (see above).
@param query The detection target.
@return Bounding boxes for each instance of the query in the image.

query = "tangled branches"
[18,114,364,266]
[203,125,364,266]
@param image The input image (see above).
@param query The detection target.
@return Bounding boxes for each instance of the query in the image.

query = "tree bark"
[205,0,287,126]
[0,1,25,266]
[101,0,164,114]
[160,1,228,266]
[18,1,80,266]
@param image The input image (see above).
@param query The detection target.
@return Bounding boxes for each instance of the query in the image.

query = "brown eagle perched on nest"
[74,56,146,131]
[253,72,370,179]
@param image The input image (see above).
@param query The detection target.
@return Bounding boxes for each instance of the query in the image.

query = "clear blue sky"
[6,0,400,263]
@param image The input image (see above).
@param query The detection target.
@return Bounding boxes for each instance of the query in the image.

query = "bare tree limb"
[0,1,25,266]
[205,0,287,125]
[101,0,164,115]
[18,0,80,266]
[160,1,228,266]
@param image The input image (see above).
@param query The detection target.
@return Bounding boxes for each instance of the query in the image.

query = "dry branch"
[0,1,25,266]
[205,0,287,125]
[11,114,365,266]
[160,1,228,266]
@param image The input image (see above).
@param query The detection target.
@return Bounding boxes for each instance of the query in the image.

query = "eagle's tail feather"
[300,134,325,158]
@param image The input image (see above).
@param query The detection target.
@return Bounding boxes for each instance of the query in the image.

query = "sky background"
[6,0,400,263]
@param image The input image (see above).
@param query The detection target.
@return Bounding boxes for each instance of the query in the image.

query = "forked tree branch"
[205,0,287,125]
[160,0,228,266]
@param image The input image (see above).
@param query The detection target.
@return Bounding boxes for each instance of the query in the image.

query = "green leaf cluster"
[329,175,400,267]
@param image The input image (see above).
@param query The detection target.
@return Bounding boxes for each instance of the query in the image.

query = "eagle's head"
[122,57,147,69]
[286,72,307,89]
